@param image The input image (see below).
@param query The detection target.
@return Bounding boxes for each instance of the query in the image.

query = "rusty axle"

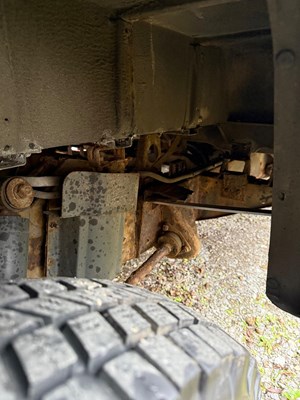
[126,243,173,285]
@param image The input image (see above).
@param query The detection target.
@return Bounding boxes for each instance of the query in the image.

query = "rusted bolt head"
[16,183,32,199]
[158,232,182,257]
[181,245,190,253]
[3,177,34,210]
[162,224,169,232]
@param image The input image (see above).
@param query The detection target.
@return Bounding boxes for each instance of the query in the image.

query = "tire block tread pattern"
[0,278,260,400]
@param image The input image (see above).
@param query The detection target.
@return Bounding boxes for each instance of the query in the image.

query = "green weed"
[282,388,300,400]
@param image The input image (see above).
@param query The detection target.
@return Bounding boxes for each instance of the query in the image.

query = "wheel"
[0,278,261,400]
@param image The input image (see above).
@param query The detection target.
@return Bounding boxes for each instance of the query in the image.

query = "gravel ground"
[118,214,300,400]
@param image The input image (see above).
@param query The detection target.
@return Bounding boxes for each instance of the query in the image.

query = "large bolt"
[16,183,32,199]
[276,49,295,69]
[181,245,189,253]
[2,177,34,210]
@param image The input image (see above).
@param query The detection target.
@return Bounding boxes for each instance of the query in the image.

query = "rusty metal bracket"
[266,0,300,316]
[222,173,248,201]
[138,173,272,259]
[160,205,201,259]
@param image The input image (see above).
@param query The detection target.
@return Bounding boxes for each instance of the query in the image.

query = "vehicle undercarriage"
[0,0,299,316]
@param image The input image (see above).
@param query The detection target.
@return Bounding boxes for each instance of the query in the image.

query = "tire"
[0,278,261,400]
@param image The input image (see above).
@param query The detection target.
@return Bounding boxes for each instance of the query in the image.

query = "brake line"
[139,161,223,183]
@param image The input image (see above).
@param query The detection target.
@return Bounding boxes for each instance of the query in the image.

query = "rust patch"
[160,205,201,259]
[26,199,46,278]
[222,173,248,201]
[138,202,162,255]
[1,177,34,211]
[122,212,138,263]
